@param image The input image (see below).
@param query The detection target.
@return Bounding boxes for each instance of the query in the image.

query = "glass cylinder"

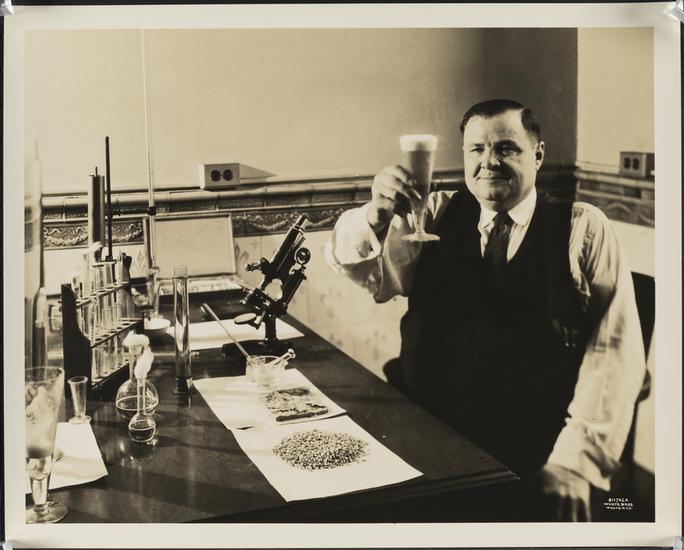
[172,265,194,394]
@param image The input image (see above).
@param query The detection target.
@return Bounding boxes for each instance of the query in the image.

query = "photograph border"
[3,2,681,547]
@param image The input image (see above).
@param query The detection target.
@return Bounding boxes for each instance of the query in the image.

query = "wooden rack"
[61,280,143,400]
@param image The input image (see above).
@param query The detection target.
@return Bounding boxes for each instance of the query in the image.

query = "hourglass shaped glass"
[25,366,68,523]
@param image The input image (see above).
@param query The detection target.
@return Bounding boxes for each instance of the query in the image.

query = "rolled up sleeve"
[324,191,453,302]
[547,204,647,490]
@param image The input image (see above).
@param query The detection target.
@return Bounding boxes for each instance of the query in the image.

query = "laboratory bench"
[44,289,517,523]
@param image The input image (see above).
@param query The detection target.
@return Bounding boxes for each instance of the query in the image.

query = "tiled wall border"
[40,165,653,249]
[574,168,655,228]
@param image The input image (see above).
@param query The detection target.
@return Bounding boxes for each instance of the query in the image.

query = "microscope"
[234,214,311,353]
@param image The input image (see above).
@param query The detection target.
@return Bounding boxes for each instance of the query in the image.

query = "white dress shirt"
[479,186,537,259]
[325,188,647,490]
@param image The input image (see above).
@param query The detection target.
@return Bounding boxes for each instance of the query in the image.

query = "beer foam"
[399,134,438,152]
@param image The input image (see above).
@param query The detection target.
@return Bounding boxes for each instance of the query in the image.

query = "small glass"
[25,366,68,523]
[247,355,287,390]
[399,134,440,242]
[67,376,91,424]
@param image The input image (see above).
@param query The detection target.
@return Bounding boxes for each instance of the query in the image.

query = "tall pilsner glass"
[400,134,440,242]
[25,366,68,523]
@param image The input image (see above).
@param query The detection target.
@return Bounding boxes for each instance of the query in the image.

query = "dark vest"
[398,191,591,476]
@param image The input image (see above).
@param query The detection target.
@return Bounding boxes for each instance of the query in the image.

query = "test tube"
[86,301,101,345]
[101,339,115,377]
[92,347,104,382]
[81,252,92,296]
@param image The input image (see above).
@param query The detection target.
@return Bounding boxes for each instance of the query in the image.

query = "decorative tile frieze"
[575,191,654,227]
[575,169,654,228]
[232,207,348,236]
[41,165,651,249]
[43,224,89,249]
[43,220,144,250]
[112,221,145,244]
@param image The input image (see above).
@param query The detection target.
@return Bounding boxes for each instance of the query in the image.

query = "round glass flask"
[115,343,158,420]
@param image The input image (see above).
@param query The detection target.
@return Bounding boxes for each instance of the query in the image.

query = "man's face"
[462,110,544,212]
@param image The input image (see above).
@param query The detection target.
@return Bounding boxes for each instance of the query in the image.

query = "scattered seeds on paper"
[273,429,368,470]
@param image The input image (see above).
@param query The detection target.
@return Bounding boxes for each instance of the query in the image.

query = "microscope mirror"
[234,312,257,325]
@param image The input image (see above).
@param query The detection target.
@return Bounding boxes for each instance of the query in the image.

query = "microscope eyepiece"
[294,214,310,231]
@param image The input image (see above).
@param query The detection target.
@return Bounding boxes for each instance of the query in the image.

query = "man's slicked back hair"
[459,99,542,142]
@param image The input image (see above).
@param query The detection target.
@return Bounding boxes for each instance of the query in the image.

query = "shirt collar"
[479,187,537,229]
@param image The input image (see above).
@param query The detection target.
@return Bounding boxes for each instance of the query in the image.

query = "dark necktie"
[483,212,514,275]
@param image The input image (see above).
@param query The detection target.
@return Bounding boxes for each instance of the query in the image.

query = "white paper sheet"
[194,369,345,429]
[25,422,108,493]
[231,416,422,501]
[165,318,304,351]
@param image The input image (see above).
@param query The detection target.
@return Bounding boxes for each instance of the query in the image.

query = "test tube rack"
[61,281,143,400]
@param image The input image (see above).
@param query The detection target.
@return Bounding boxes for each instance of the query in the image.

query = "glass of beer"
[400,134,440,242]
[25,366,68,523]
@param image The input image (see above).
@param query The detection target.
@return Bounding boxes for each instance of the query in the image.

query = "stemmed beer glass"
[25,366,68,523]
[400,134,440,242]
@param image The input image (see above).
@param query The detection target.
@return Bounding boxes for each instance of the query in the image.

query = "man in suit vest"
[325,99,646,521]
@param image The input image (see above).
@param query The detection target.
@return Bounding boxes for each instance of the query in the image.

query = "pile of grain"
[273,429,368,470]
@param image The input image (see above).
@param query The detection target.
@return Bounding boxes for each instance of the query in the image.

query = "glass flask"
[128,373,157,444]
[114,341,158,421]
